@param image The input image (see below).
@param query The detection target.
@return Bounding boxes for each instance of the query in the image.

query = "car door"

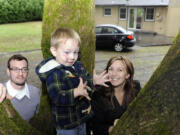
[96,26,115,47]
[95,26,104,47]
[101,27,115,47]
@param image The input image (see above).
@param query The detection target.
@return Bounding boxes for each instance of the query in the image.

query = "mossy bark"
[30,85,56,135]
[0,0,95,134]
[41,0,95,74]
[31,0,95,134]
[0,100,41,135]
[111,31,180,135]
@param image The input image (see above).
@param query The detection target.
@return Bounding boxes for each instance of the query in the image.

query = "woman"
[90,56,141,135]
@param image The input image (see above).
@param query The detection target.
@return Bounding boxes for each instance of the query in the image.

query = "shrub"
[0,0,44,24]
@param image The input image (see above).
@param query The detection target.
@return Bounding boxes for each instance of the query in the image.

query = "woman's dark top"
[89,80,141,135]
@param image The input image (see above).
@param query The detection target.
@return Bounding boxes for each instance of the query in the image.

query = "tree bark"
[31,0,95,134]
[41,0,95,73]
[0,0,95,134]
[0,100,41,135]
[111,31,180,135]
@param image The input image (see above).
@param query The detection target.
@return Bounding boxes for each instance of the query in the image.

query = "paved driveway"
[0,45,170,89]
[95,45,170,87]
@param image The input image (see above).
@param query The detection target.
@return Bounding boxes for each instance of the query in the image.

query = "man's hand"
[0,83,6,103]
[74,78,91,100]
[93,69,110,87]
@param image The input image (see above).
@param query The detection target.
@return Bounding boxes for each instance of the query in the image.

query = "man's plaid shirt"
[36,57,94,129]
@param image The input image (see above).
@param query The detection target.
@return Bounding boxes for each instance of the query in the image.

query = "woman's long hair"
[100,56,137,108]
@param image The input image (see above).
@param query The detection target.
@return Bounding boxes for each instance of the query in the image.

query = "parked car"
[95,24,136,52]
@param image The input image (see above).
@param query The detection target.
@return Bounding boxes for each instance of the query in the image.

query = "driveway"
[95,45,170,87]
[0,45,170,89]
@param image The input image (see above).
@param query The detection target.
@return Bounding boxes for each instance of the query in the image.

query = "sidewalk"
[135,32,173,47]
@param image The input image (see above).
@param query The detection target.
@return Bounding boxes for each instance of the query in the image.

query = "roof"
[94,0,169,6]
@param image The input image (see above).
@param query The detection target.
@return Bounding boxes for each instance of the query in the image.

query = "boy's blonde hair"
[51,28,81,47]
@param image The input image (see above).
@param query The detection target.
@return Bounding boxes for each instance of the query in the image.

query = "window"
[145,7,155,21]
[104,7,112,16]
[102,27,121,34]
[107,27,117,34]
[119,8,127,20]
[95,27,102,34]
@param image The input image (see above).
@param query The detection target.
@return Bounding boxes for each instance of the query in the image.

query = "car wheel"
[114,43,123,52]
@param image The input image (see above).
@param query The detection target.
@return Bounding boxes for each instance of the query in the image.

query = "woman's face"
[108,60,130,88]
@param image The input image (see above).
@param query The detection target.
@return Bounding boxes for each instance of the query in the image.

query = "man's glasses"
[9,67,29,73]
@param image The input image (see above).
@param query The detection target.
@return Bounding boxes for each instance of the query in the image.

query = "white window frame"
[104,7,112,16]
[145,7,155,21]
[119,7,127,20]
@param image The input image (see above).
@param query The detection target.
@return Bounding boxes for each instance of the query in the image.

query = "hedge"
[0,0,44,24]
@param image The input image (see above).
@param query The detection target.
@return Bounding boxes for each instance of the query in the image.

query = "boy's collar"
[39,57,77,73]
[39,59,60,73]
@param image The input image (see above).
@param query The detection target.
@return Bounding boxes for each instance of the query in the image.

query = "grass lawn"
[0,21,42,52]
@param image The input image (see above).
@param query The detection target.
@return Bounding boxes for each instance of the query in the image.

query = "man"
[1,54,40,122]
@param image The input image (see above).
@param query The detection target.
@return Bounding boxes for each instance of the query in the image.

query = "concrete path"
[95,45,170,87]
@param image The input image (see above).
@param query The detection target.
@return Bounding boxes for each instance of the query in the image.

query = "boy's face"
[50,39,79,66]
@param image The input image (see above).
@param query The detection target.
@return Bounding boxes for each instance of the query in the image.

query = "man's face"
[7,60,28,87]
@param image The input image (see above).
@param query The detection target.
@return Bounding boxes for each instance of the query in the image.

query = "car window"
[96,27,102,34]
[102,28,108,34]
[102,27,122,34]
[108,27,119,34]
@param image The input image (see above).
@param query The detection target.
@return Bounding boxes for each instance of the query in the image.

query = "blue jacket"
[36,57,94,129]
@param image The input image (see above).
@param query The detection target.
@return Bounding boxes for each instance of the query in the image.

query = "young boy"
[36,28,108,135]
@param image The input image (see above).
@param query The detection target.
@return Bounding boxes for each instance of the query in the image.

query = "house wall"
[166,0,180,37]
[154,7,168,35]
[95,4,179,37]
[95,6,128,29]
[142,7,168,35]
[95,6,119,25]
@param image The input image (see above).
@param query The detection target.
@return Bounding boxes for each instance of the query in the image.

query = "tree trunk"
[41,0,95,73]
[31,0,95,134]
[0,0,95,135]
[111,31,180,135]
[0,100,41,135]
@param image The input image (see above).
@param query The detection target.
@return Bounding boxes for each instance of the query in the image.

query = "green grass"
[0,21,42,52]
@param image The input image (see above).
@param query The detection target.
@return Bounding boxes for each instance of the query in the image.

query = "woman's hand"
[108,119,119,133]
[114,119,119,126]
[0,83,6,103]
[93,69,110,87]
[108,126,114,133]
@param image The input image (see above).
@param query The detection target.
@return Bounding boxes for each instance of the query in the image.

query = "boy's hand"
[74,78,91,100]
[93,69,110,87]
[0,83,6,103]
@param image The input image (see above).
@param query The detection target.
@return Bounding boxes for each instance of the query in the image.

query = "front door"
[128,8,143,30]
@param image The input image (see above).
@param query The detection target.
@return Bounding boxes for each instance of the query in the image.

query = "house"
[94,0,180,37]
